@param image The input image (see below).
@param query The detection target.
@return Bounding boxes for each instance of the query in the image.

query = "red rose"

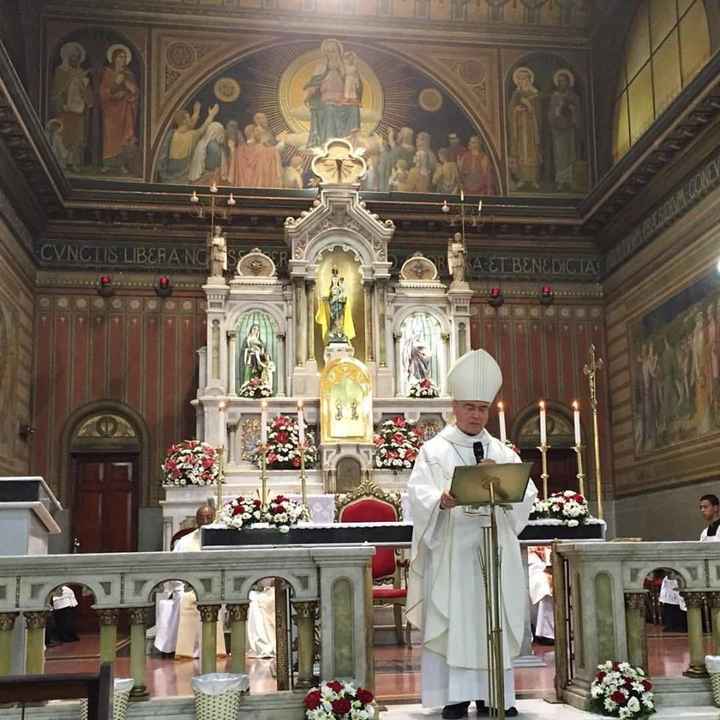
[267,453,278,464]
[642,680,652,691]
[610,691,626,705]
[331,698,351,715]
[612,662,620,670]
[392,432,405,444]
[624,679,633,689]
[394,416,406,427]
[304,690,322,710]
[276,431,289,443]
[356,688,374,705]
[595,672,606,682]
[292,457,301,468]
[327,680,344,693]
[388,450,399,459]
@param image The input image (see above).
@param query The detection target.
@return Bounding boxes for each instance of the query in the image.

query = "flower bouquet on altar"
[590,661,655,718]
[255,414,318,470]
[238,376,272,399]
[529,490,590,527]
[218,496,265,529]
[304,680,375,720]
[161,440,219,486]
[373,415,422,470]
[264,494,311,532]
[408,377,439,399]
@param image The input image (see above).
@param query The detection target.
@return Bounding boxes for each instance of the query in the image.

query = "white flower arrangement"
[219,494,310,533]
[590,661,655,719]
[304,680,375,720]
[218,496,265,529]
[373,415,422,470]
[264,494,311,533]
[408,378,439,399]
[161,440,219,486]
[238,376,272,398]
[530,490,590,527]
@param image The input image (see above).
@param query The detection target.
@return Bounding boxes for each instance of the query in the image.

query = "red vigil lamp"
[97,274,114,297]
[488,287,504,308]
[540,284,554,306]
[155,275,173,298]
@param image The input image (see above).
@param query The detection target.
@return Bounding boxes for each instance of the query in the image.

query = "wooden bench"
[0,662,113,719]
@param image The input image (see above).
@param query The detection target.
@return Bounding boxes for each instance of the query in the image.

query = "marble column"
[707,591,720,655]
[227,424,237,465]
[377,282,387,366]
[296,281,307,365]
[624,592,648,670]
[294,601,318,689]
[0,613,18,676]
[198,604,220,675]
[363,284,374,363]
[393,333,402,395]
[96,608,120,664]
[227,603,249,674]
[307,280,316,362]
[211,319,221,379]
[275,581,290,691]
[228,331,238,396]
[276,333,286,396]
[681,592,708,678]
[128,607,150,699]
[24,611,47,674]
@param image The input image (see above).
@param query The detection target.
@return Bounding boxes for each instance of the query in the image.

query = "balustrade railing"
[0,546,374,708]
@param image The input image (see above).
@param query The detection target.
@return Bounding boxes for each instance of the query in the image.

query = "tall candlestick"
[572,401,581,445]
[497,401,507,443]
[260,400,268,444]
[539,400,547,445]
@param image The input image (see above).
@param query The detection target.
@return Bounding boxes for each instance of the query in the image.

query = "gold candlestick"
[299,442,308,506]
[573,443,586,498]
[537,442,551,499]
[259,443,269,506]
[216,446,225,512]
[583,345,605,520]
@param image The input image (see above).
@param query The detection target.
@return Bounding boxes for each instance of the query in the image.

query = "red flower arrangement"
[161,440,219,486]
[374,415,422,470]
[304,680,375,720]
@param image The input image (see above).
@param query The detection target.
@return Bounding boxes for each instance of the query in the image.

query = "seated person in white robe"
[528,546,554,645]
[407,349,537,719]
[153,504,226,659]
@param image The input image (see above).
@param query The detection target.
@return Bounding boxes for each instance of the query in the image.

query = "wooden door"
[71,455,138,554]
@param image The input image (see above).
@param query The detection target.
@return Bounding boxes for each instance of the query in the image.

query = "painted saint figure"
[548,69,582,191]
[99,44,139,174]
[509,67,542,190]
[315,266,356,344]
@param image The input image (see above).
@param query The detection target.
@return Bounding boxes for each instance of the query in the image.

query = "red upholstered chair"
[335,480,409,645]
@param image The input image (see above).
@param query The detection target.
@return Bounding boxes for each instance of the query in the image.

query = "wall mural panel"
[630,273,720,455]
[45,22,147,178]
[152,38,499,194]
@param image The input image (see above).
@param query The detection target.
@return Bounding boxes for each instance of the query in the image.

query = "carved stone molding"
[96,608,121,626]
[197,604,220,623]
[24,611,49,630]
[226,603,250,622]
[128,607,151,626]
[0,612,18,631]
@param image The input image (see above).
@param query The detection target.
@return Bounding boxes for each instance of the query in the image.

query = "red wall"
[32,290,207,505]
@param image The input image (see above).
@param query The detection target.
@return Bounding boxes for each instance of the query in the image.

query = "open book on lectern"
[450,462,533,507]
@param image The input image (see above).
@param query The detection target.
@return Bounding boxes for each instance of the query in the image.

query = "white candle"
[497,401,507,443]
[297,400,305,445]
[260,400,268,444]
[460,189,464,203]
[539,401,547,445]
[572,401,581,446]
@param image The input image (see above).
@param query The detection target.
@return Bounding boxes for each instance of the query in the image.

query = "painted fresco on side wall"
[47,29,144,178]
[630,273,720,455]
[152,39,499,194]
[505,53,588,195]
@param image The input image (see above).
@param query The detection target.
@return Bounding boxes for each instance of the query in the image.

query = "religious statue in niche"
[315,266,356,345]
[447,232,466,284]
[209,225,227,277]
[402,317,432,385]
[242,323,274,386]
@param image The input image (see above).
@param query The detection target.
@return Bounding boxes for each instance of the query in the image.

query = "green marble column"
[198,604,220,675]
[227,603,249,675]
[128,607,151,700]
[0,613,18,676]
[332,578,354,677]
[294,601,318,689]
[96,608,120,664]
[707,592,720,655]
[624,592,648,670]
[681,592,708,678]
[24,611,48,675]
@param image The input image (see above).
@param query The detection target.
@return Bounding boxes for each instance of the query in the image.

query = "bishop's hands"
[440,492,457,510]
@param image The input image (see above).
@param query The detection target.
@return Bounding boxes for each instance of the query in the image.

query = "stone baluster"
[0,613,18,676]
[681,592,708,678]
[228,331,238,396]
[96,608,120,664]
[294,601,318,689]
[128,607,151,699]
[198,604,220,675]
[227,603,250,674]
[624,592,648,670]
[708,592,720,654]
[24,611,48,674]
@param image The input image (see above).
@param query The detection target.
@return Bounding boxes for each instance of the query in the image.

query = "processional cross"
[583,345,605,520]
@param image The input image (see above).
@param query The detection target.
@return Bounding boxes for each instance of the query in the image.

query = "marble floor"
[41,623,705,703]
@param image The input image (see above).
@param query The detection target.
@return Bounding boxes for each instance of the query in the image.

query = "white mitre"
[447,349,503,402]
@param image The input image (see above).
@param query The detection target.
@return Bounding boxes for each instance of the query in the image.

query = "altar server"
[699,494,720,541]
[528,546,554,645]
[407,349,537,719]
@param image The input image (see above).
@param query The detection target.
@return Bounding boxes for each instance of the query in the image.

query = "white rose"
[627,696,640,713]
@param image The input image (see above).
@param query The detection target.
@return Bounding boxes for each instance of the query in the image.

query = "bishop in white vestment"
[407,349,537,719]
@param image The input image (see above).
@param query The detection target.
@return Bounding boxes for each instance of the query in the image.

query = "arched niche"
[319,358,373,444]
[395,309,447,397]
[235,309,280,395]
[336,457,363,493]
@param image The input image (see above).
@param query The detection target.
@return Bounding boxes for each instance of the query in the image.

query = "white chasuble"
[407,426,537,707]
